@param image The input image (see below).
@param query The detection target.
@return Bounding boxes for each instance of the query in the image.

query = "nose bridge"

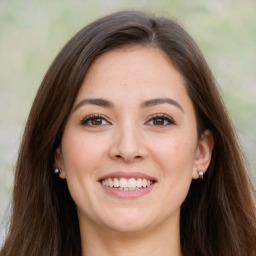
[110,119,146,162]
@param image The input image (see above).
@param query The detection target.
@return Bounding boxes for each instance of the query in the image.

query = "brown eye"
[153,118,166,125]
[91,118,104,125]
[147,115,175,126]
[81,115,109,126]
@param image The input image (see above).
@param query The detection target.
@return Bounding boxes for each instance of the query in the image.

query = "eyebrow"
[141,98,184,112]
[73,98,114,112]
[73,97,184,112]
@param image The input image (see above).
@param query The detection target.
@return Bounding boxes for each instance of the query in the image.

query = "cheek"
[154,134,196,172]
[62,131,105,176]
[60,131,110,202]
[60,132,101,209]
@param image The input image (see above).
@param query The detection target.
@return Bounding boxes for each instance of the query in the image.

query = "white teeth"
[113,178,119,188]
[101,177,154,190]
[108,178,113,187]
[119,178,127,188]
[137,178,142,188]
[142,179,147,188]
[127,178,136,189]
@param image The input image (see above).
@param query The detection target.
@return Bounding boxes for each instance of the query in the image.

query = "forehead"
[75,46,190,105]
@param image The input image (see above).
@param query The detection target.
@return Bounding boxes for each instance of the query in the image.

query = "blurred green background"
[0,0,255,243]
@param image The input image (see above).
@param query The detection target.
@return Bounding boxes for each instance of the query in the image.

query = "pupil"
[92,118,102,125]
[154,118,163,125]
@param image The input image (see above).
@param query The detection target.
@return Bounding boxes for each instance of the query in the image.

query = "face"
[56,46,213,234]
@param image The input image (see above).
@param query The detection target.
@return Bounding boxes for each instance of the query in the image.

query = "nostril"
[115,154,142,160]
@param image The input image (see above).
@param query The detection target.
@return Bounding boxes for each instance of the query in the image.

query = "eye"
[81,114,110,126]
[146,114,175,126]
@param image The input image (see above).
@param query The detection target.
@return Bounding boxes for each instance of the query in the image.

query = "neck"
[80,216,182,256]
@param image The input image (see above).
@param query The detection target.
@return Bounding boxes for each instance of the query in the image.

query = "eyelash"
[80,114,176,127]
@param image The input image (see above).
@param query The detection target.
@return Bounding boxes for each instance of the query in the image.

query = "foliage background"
[0,0,255,245]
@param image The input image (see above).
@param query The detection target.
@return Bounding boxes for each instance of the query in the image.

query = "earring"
[197,169,204,179]
[54,168,61,174]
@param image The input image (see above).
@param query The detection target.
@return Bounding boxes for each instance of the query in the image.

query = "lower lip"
[100,182,156,199]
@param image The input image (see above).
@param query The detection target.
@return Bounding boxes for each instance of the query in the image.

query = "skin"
[56,46,213,256]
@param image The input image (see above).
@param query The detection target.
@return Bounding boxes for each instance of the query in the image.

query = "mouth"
[101,177,155,191]
[98,172,157,198]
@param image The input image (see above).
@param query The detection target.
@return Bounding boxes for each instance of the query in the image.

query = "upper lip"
[98,171,157,181]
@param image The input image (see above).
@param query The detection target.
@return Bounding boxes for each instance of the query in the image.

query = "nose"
[109,124,147,163]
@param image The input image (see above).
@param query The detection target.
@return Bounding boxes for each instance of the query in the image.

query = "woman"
[1,11,255,256]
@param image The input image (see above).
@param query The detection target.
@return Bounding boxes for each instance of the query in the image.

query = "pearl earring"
[54,168,61,174]
[197,169,204,179]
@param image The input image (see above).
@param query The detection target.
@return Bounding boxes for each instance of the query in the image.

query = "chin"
[100,208,156,233]
[106,220,151,233]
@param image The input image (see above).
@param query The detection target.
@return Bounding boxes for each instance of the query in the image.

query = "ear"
[192,130,214,179]
[54,147,66,179]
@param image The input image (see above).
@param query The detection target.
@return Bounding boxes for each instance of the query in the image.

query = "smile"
[98,172,157,198]
[101,178,154,191]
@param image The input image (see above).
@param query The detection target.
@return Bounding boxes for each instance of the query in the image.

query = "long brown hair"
[1,11,255,256]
